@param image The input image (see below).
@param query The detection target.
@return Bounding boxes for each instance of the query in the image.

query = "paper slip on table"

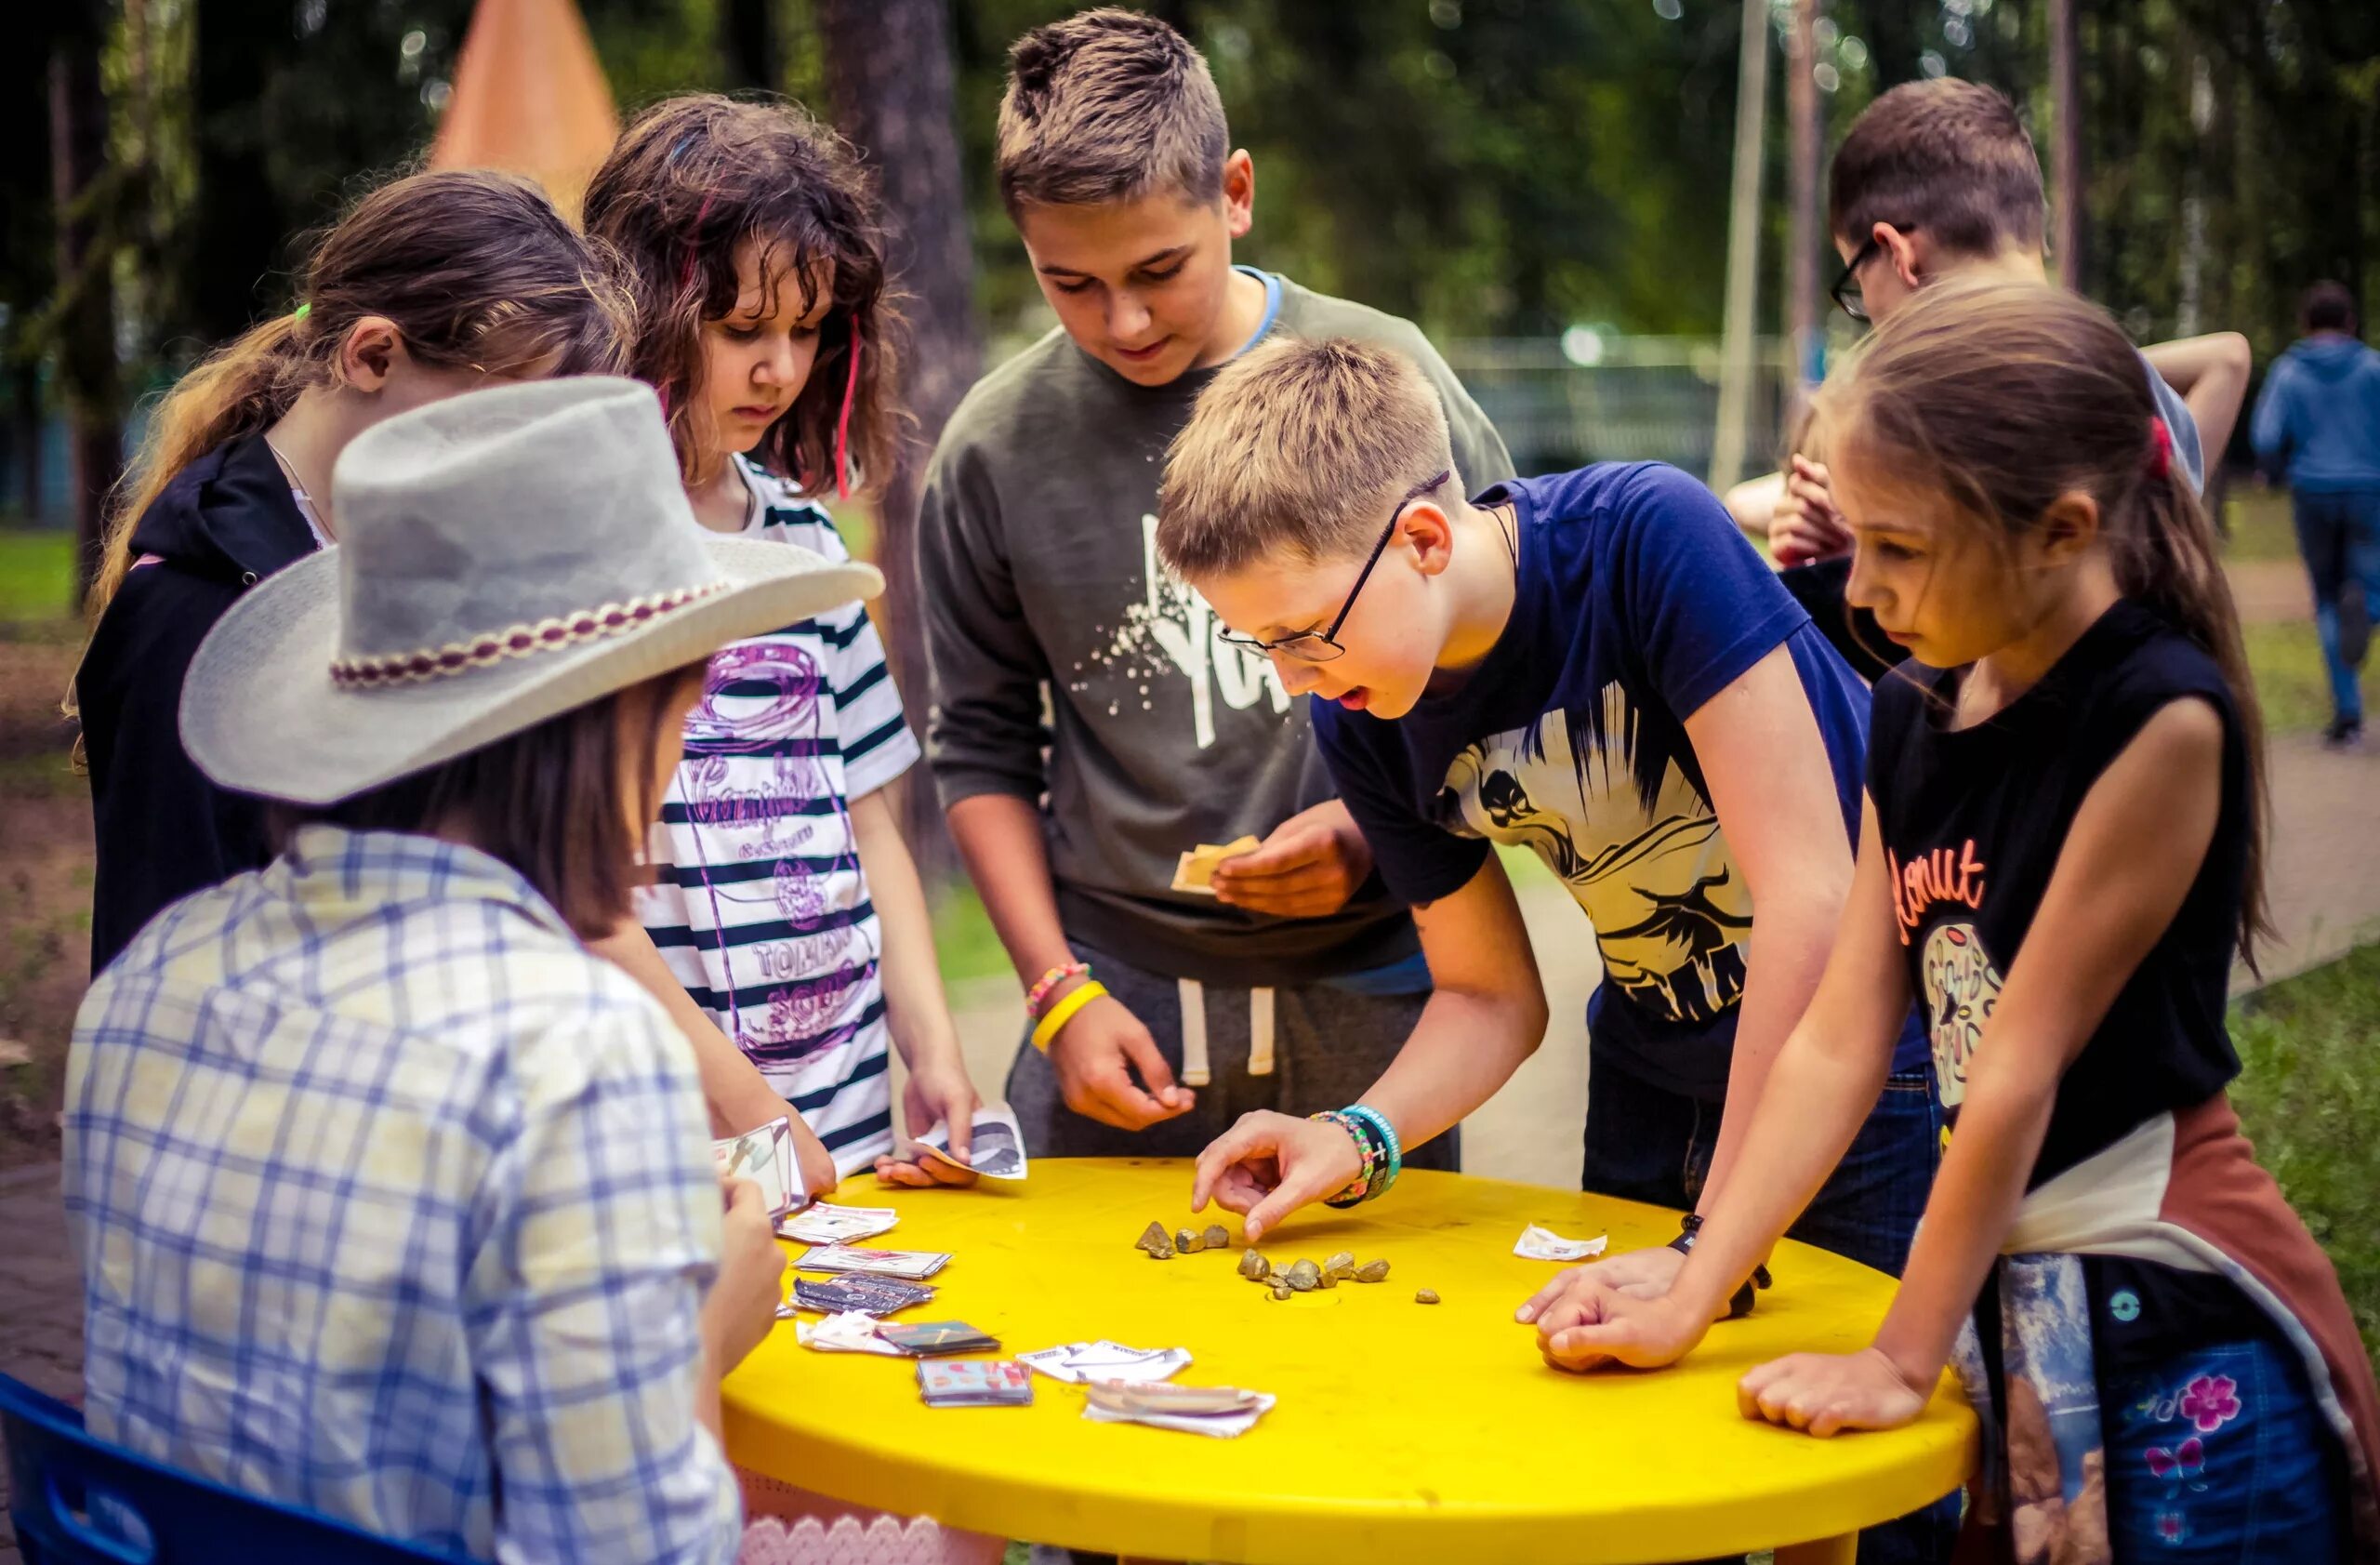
[723,1158,1976,1565]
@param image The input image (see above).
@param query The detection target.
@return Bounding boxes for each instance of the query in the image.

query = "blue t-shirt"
[1314,462,1928,1099]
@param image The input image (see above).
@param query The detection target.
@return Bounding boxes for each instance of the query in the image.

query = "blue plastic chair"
[0,1373,468,1563]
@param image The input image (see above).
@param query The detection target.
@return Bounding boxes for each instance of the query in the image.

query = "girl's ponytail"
[1814,279,2270,967]
[86,313,309,620]
[2124,441,2273,967]
[83,166,629,630]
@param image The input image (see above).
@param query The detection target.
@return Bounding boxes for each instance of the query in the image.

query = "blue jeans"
[2102,1334,2347,1560]
[1581,1059,1955,1564]
[2293,488,2380,726]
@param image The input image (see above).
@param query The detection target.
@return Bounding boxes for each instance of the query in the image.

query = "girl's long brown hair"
[1815,278,2271,965]
[85,168,630,627]
[581,94,902,496]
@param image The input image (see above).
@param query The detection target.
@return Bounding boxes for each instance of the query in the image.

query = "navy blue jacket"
[78,435,318,972]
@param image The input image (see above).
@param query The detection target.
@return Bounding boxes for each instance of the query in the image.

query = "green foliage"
[2242,620,2335,736]
[0,531,76,625]
[2230,944,2380,1373]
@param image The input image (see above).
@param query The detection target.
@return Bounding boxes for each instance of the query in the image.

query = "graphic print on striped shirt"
[636,457,920,1174]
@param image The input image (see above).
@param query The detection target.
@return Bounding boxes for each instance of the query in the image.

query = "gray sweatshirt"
[919,276,1514,987]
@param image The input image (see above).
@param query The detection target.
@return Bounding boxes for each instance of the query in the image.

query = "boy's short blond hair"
[1158,338,1456,579]
[997,8,1229,214]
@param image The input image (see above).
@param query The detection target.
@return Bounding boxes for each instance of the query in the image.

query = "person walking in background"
[2251,280,2380,750]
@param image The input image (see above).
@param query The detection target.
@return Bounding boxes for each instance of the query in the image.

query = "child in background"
[584,96,982,1193]
[73,169,628,973]
[1535,281,2380,1563]
[1732,78,2250,683]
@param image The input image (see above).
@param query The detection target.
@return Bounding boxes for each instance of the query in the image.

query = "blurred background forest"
[7,0,2380,572]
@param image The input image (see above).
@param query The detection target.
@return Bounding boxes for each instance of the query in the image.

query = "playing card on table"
[777,1201,900,1244]
[795,1311,906,1356]
[877,1320,1002,1357]
[1169,835,1260,895]
[1514,1223,1608,1262]
[1082,1381,1276,1438]
[796,1245,951,1280]
[1018,1342,1192,1386]
[710,1116,802,1218]
[791,1275,936,1318]
[917,1359,1035,1407]
[908,1105,1030,1181]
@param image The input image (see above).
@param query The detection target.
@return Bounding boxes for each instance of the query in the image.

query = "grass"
[930,878,1012,988]
[2242,619,2336,736]
[0,531,77,625]
[2229,944,2380,1374]
[2221,486,2300,564]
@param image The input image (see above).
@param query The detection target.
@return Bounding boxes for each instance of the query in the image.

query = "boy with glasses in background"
[1728,79,2249,683]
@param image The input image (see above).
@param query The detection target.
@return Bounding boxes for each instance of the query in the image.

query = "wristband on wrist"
[1025,961,1091,1018]
[1669,1214,1772,1319]
[1029,979,1107,1053]
[1310,1110,1381,1207]
[1341,1104,1404,1201]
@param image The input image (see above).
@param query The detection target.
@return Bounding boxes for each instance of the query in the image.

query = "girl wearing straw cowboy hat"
[62,377,884,1563]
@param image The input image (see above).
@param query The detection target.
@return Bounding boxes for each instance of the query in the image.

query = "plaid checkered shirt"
[64,826,742,1563]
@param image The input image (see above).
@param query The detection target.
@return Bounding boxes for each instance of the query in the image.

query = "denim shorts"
[1580,1056,1941,1278]
[2102,1333,2348,1560]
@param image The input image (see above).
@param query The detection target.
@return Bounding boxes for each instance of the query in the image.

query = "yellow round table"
[723,1159,1976,1564]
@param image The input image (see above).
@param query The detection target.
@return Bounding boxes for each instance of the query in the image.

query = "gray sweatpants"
[1004,938,1460,1171]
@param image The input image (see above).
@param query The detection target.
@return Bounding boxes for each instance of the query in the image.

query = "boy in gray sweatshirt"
[919,7,1512,1159]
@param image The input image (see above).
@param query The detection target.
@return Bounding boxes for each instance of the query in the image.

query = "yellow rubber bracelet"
[1030,979,1108,1053]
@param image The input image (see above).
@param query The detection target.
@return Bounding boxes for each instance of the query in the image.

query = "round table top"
[723,1159,1976,1564]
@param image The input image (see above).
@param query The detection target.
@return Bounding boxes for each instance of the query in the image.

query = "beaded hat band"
[329,580,729,690]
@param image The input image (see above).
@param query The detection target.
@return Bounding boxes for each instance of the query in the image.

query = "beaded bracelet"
[1342,1104,1404,1200]
[1025,961,1091,1018]
[1310,1110,1381,1208]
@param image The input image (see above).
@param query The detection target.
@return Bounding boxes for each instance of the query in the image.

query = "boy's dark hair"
[1829,79,2046,259]
[2301,281,2357,335]
[584,94,902,497]
[271,669,702,942]
[997,8,1229,215]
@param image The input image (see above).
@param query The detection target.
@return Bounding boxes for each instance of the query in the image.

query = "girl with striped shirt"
[584,95,984,1192]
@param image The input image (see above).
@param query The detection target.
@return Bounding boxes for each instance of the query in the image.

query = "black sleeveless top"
[1867,601,2249,1188]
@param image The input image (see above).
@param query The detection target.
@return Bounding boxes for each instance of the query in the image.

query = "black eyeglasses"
[1215,469,1453,665]
[1829,223,1916,323]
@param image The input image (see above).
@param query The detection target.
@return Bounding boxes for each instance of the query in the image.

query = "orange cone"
[431,0,619,217]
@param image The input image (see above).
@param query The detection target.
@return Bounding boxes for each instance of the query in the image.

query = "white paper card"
[1514,1223,1608,1262]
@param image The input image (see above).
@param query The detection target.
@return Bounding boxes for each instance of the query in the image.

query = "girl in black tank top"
[1522,281,2380,1564]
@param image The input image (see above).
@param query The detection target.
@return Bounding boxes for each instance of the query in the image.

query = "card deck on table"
[877,1320,1001,1357]
[795,1245,951,1280]
[792,1275,936,1317]
[777,1202,900,1245]
[917,1359,1034,1407]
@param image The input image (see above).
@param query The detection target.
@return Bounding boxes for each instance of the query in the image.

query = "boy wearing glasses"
[1161,338,1951,1560]
[1162,335,1939,1296]
[1736,79,2246,676]
[918,10,1509,1161]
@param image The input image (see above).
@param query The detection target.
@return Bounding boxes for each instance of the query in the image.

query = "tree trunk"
[1781,0,1821,439]
[50,0,120,609]
[12,362,44,524]
[815,0,984,882]
[2047,0,2082,290]
[1709,0,1770,491]
[191,0,287,342]
[721,0,781,93]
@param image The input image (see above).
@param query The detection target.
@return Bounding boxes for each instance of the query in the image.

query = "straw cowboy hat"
[181,376,880,804]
